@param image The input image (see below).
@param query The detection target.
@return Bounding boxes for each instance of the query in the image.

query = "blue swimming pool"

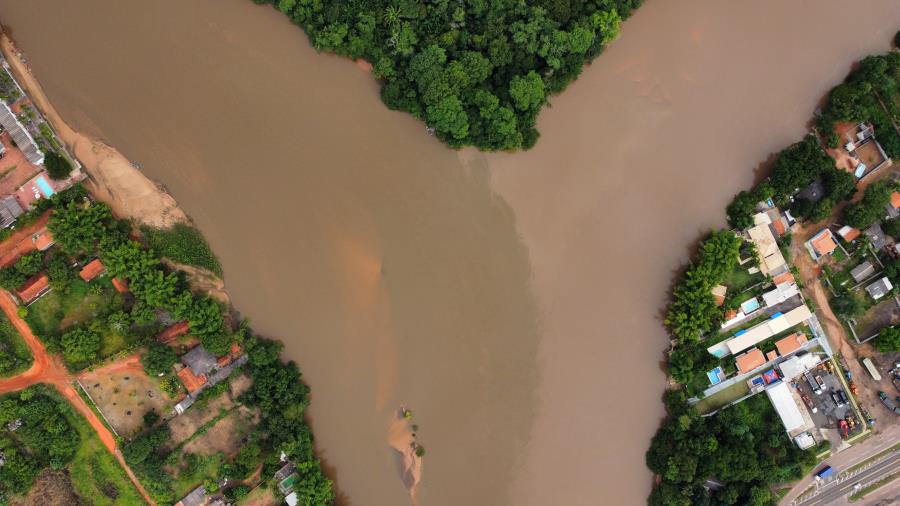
[740,297,760,314]
[707,366,724,386]
[36,175,54,197]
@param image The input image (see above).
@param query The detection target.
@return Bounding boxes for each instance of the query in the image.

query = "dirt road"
[0,289,154,505]
[0,210,50,268]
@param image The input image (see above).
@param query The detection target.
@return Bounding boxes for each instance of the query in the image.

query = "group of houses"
[0,58,82,231]
[174,341,248,414]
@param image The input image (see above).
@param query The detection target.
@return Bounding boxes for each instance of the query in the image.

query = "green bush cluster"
[140,224,222,276]
[647,392,816,506]
[818,52,900,158]
[0,388,81,500]
[664,231,741,344]
[254,0,642,150]
[843,180,897,230]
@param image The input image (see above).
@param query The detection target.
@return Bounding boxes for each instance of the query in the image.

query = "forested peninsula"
[254,0,641,150]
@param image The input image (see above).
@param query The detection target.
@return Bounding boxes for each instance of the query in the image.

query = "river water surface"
[0,1,898,504]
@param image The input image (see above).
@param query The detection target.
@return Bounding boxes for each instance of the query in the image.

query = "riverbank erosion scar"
[0,31,187,228]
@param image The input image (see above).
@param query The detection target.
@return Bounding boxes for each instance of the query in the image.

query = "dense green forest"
[254,0,642,150]
[647,392,815,506]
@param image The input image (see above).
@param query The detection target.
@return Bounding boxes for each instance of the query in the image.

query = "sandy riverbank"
[0,31,187,229]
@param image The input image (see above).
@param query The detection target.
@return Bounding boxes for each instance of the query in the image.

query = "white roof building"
[747,216,787,276]
[766,382,806,433]
[285,492,298,506]
[866,277,894,300]
[724,305,812,355]
[762,282,800,308]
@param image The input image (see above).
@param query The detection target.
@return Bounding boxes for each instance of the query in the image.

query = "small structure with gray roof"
[850,261,876,284]
[866,277,894,301]
[0,196,23,228]
[174,485,207,506]
[864,224,887,250]
[0,101,43,165]
[182,346,217,376]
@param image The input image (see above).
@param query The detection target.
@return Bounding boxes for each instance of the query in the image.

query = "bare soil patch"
[9,469,81,506]
[79,368,171,437]
[167,391,234,446]
[229,372,253,398]
[181,405,259,458]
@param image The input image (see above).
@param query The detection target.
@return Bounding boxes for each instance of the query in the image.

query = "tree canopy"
[844,180,895,230]
[874,326,900,353]
[254,0,642,150]
[664,231,741,343]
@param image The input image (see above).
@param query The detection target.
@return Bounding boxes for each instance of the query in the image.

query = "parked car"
[815,465,834,480]
[832,392,845,407]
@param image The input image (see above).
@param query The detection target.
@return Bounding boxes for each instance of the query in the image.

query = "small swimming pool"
[740,297,760,314]
[36,175,55,198]
[707,366,725,386]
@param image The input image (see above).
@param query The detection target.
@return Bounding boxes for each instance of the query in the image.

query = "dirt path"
[0,289,155,505]
[790,225,893,421]
[0,210,49,268]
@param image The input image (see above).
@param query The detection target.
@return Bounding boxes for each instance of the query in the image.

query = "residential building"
[806,229,838,261]
[774,333,808,357]
[865,224,887,250]
[15,273,50,305]
[723,305,812,356]
[32,230,54,251]
[747,212,787,276]
[735,348,766,374]
[889,192,900,219]
[0,196,23,228]
[0,101,43,165]
[761,280,799,308]
[79,258,106,282]
[711,284,727,306]
[850,261,876,284]
[837,225,861,242]
[175,485,207,506]
[111,277,129,293]
[865,277,894,300]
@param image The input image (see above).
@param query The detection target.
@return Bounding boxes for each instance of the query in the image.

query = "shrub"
[140,224,222,276]
[44,151,73,180]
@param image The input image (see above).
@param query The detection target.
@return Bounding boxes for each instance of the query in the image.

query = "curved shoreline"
[0,31,187,229]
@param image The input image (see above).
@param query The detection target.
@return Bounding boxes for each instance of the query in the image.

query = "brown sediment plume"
[0,31,187,228]
[388,410,423,502]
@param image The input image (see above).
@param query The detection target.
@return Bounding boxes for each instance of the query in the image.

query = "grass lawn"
[26,279,121,339]
[0,310,32,377]
[694,379,751,415]
[49,389,144,506]
[169,450,226,498]
[237,484,278,506]
[721,264,764,294]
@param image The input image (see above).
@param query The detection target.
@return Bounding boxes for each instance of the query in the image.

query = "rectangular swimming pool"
[740,297,760,314]
[36,175,55,198]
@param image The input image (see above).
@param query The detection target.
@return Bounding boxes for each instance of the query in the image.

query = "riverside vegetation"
[649,40,900,505]
[0,185,334,504]
[254,0,642,150]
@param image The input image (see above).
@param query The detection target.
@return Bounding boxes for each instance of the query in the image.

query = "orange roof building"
[810,229,838,258]
[156,321,190,344]
[735,348,766,374]
[766,350,779,361]
[16,273,50,305]
[79,259,106,282]
[32,230,54,251]
[775,332,808,357]
[772,219,786,236]
[892,192,900,209]
[837,226,861,243]
[772,271,795,286]
[177,367,207,393]
[111,277,129,293]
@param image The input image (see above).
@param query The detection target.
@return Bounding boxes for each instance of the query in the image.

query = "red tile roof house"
[79,259,106,282]
[16,273,50,305]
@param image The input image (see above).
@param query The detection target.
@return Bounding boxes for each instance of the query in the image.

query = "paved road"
[794,450,900,506]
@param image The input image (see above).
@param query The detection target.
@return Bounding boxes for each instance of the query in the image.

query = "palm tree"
[384,5,402,28]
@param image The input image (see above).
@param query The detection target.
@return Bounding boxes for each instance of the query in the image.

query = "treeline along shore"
[646,33,900,505]
[0,29,335,505]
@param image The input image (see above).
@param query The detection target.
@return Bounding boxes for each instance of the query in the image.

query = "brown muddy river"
[1,1,898,504]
